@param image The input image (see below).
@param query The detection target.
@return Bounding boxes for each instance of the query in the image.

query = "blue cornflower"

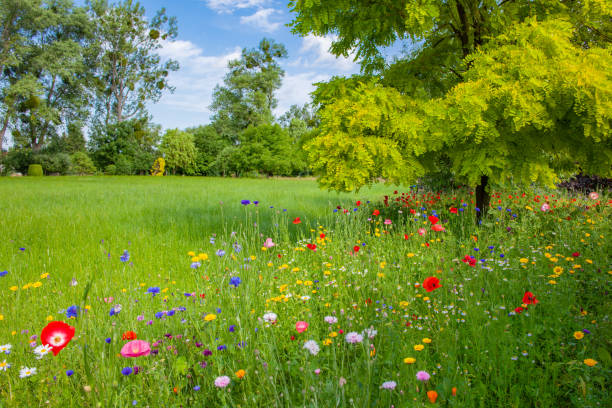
[217,345,227,351]
[120,250,130,262]
[240,200,250,205]
[194,385,201,391]
[147,287,160,296]
[155,312,164,319]
[190,262,201,269]
[488,246,495,250]
[228,325,236,332]
[216,308,221,314]
[167,310,175,316]
[216,249,225,257]
[66,305,79,319]
[253,201,259,205]
[474,248,479,251]
[475,207,481,212]
[0,270,7,277]
[109,304,122,316]
[500,254,505,258]
[233,243,242,253]
[333,209,338,213]
[105,338,111,344]
[66,370,74,377]
[19,247,25,251]
[209,237,215,244]
[229,277,241,287]
[121,366,132,376]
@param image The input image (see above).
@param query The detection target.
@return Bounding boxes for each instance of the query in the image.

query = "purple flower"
[66,370,74,377]
[190,262,201,269]
[416,371,430,382]
[228,325,236,332]
[0,270,7,277]
[229,277,241,287]
[216,249,226,257]
[241,200,250,205]
[146,287,160,295]
[66,305,79,319]
[105,338,111,344]
[217,345,226,351]
[583,329,591,334]
[122,366,132,376]
[380,381,396,390]
[194,385,201,391]
[202,349,212,356]
[120,250,130,262]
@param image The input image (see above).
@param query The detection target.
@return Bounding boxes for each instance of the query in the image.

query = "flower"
[403,357,416,364]
[362,328,377,339]
[109,304,122,316]
[296,321,309,333]
[0,344,12,354]
[122,366,133,375]
[41,321,75,356]
[0,270,7,277]
[414,344,425,351]
[122,331,137,341]
[303,340,320,355]
[372,210,380,216]
[121,340,151,357]
[423,277,441,292]
[417,228,426,236]
[589,192,599,200]
[345,332,363,344]
[583,359,597,367]
[263,238,275,248]
[380,381,396,390]
[235,369,246,379]
[384,219,392,225]
[422,338,432,344]
[432,223,445,232]
[292,217,301,224]
[416,370,430,381]
[229,277,241,287]
[240,200,250,205]
[427,390,438,403]
[428,215,439,225]
[120,250,130,262]
[540,203,550,212]
[214,375,230,388]
[34,344,53,359]
[66,369,74,377]
[216,249,226,257]
[19,367,36,378]
[146,287,160,295]
[574,331,584,340]
[66,305,79,319]
[204,314,216,322]
[0,360,11,371]
[522,291,538,305]
[263,312,277,323]
[324,316,338,324]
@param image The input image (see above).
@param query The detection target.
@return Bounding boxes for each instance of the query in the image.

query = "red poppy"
[422,276,441,292]
[320,233,325,239]
[306,243,316,251]
[431,223,445,232]
[122,331,138,340]
[41,321,75,356]
[514,306,524,314]
[356,201,361,206]
[449,207,458,214]
[572,252,580,258]
[353,245,360,252]
[365,298,372,305]
[522,291,538,305]
[428,215,439,225]
[372,209,380,216]
[292,217,301,224]
[404,234,409,240]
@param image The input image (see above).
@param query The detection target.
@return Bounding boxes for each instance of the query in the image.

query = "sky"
[136,0,363,130]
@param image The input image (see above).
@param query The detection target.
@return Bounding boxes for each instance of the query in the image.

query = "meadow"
[0,177,610,407]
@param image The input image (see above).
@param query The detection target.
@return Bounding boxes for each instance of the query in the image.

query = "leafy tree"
[70,151,96,174]
[187,125,231,175]
[160,128,197,175]
[289,0,612,216]
[210,38,287,141]
[234,124,294,176]
[89,0,179,124]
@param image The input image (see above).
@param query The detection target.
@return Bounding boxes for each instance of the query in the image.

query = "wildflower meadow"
[0,176,610,407]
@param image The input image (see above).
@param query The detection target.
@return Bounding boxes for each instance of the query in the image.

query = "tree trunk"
[0,114,9,151]
[475,175,490,223]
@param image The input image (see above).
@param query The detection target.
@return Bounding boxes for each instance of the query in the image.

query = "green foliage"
[3,149,33,173]
[70,151,96,175]
[114,155,133,175]
[160,129,198,175]
[104,164,116,175]
[187,125,231,175]
[33,152,72,175]
[27,163,42,176]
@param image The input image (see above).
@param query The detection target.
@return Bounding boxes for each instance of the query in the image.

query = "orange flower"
[235,369,246,379]
[122,331,137,340]
[452,387,457,396]
[427,390,438,403]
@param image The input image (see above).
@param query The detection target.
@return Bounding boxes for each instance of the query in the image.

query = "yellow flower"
[204,314,216,322]
[323,270,331,276]
[423,297,430,301]
[550,257,558,263]
[0,314,3,321]
[46,315,53,321]
[414,344,425,351]
[9,286,18,291]
[404,357,416,364]
[267,262,273,267]
[191,256,200,262]
[553,266,563,274]
[586,259,593,264]
[407,253,415,258]
[422,338,432,344]
[548,280,557,285]
[323,339,332,345]
[235,369,246,379]
[250,255,256,260]
[573,331,584,340]
[583,359,597,367]
[188,251,195,257]
[40,273,49,279]
[519,258,529,264]
[329,332,337,338]
[31,282,42,288]
[399,301,409,308]
[377,273,385,278]
[261,247,267,251]
[198,253,208,261]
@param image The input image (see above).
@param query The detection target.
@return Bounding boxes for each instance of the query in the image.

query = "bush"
[104,164,117,175]
[34,153,72,175]
[114,156,133,175]
[27,164,43,176]
[71,152,96,175]
[4,149,33,173]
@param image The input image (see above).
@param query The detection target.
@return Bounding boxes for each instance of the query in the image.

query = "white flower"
[303,340,320,356]
[19,366,36,378]
[324,316,338,324]
[262,312,277,323]
[0,360,10,371]
[0,344,12,354]
[362,327,377,339]
[380,381,397,390]
[300,295,310,301]
[345,332,363,344]
[34,344,53,359]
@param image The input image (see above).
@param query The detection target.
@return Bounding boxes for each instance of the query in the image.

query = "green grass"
[0,177,610,407]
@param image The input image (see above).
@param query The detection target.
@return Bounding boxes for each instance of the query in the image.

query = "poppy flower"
[263,238,275,248]
[514,306,524,314]
[353,245,360,252]
[41,321,75,356]
[292,217,301,224]
[522,291,538,305]
[120,340,151,357]
[295,321,308,333]
[572,252,580,258]
[306,243,316,251]
[417,228,426,236]
[449,207,458,214]
[428,215,439,225]
[431,224,445,232]
[427,390,438,403]
[122,331,137,341]
[372,209,380,216]
[423,277,441,292]
[320,233,325,239]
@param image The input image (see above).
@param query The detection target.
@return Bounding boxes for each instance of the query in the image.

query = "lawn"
[0,177,610,407]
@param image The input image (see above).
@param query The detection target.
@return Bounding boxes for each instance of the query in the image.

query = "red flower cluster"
[514,292,538,316]
[306,243,316,251]
[292,217,301,224]
[462,255,476,267]
[122,331,137,340]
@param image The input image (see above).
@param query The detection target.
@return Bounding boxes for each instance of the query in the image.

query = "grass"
[0,176,610,407]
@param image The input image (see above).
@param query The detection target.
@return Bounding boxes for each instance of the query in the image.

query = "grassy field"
[0,177,610,407]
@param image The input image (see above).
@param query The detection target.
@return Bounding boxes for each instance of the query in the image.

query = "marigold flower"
[204,314,216,322]
[414,344,424,351]
[404,357,416,364]
[583,359,597,367]
[573,331,584,340]
[235,369,246,379]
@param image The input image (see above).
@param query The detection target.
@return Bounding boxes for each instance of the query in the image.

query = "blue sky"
[135,0,363,130]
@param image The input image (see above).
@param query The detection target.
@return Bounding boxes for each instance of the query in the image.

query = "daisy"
[19,366,37,378]
[0,360,10,371]
[0,344,11,354]
[34,344,53,359]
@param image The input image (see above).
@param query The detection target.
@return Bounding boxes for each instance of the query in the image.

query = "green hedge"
[27,164,43,176]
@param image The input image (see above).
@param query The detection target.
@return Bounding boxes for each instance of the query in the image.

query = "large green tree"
[210,38,288,142]
[290,0,612,215]
[160,128,197,175]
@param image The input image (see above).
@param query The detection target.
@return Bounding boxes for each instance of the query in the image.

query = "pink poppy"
[263,238,275,248]
[417,228,426,236]
[540,203,550,212]
[431,224,445,232]
[120,340,151,357]
[295,321,309,333]
[384,219,392,225]
[589,192,599,200]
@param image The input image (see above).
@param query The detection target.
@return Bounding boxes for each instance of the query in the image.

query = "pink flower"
[345,332,363,344]
[214,375,231,388]
[295,321,309,333]
[314,368,321,375]
[417,228,426,236]
[120,340,151,358]
[540,203,550,212]
[384,219,392,225]
[589,192,599,200]
[263,238,275,248]
[431,223,445,232]
[416,370,430,382]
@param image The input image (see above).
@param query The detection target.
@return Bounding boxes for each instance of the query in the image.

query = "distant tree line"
[0,1,317,177]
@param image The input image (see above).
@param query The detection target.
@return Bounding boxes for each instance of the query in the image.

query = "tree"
[236,124,293,176]
[210,38,287,141]
[160,128,197,175]
[89,0,179,124]
[187,124,231,175]
[289,0,612,217]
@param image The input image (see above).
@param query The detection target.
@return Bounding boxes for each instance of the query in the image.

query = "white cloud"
[153,40,241,121]
[240,8,282,32]
[274,72,330,116]
[204,0,270,13]
[292,34,358,72]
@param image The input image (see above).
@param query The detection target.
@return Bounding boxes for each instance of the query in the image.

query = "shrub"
[35,153,72,175]
[114,156,133,175]
[4,149,33,173]
[27,164,43,176]
[151,157,165,176]
[104,164,117,175]
[71,152,96,175]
